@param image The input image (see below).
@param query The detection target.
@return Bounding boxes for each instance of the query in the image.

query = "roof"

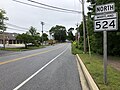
[0,32,18,40]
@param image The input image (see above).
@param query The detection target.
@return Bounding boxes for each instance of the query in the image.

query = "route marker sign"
[94,3,118,84]
[94,12,118,31]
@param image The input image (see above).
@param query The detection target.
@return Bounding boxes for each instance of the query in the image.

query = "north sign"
[96,3,115,14]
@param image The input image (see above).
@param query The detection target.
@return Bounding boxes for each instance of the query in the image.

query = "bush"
[72,41,84,55]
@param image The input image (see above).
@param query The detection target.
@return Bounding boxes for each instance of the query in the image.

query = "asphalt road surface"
[0,43,82,90]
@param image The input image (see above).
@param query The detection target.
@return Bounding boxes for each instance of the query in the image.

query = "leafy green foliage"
[71,41,84,55]
[16,33,33,48]
[0,9,8,31]
[67,27,75,41]
[41,33,48,41]
[16,26,43,48]
[28,26,41,46]
[29,26,38,36]
[49,25,67,42]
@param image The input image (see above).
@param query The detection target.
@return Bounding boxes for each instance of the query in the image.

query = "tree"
[29,26,37,36]
[28,26,41,46]
[16,26,41,48]
[49,25,67,42]
[41,33,48,41]
[16,33,33,48]
[0,9,8,49]
[67,27,75,41]
[0,9,8,31]
[77,22,84,50]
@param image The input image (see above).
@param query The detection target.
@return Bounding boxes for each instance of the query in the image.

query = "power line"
[13,0,81,14]
[12,0,67,13]
[5,22,29,30]
[7,27,28,32]
[28,0,82,13]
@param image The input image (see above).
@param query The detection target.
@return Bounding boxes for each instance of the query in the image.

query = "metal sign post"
[94,3,118,84]
[103,31,107,84]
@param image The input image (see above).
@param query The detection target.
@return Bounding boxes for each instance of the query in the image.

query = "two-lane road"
[0,43,82,90]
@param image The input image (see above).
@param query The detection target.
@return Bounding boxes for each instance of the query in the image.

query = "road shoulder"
[76,54,99,90]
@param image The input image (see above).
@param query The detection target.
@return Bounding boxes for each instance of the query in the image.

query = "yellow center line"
[0,45,65,65]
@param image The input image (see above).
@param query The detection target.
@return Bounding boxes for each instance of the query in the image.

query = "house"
[0,32,23,45]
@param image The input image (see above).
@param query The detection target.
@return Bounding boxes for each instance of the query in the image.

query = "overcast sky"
[0,0,90,34]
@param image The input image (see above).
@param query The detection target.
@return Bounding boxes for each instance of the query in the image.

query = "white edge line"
[13,46,68,90]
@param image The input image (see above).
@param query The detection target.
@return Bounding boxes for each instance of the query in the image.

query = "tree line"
[49,25,75,42]
[17,25,75,48]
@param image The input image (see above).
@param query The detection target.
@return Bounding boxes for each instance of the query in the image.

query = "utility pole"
[81,0,87,53]
[86,17,91,56]
[41,21,44,45]
[76,23,79,44]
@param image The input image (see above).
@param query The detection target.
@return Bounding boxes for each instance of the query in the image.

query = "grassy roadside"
[80,54,120,90]
[71,43,84,54]
[0,46,45,51]
[72,43,120,90]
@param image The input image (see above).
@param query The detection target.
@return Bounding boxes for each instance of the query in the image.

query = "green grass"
[79,54,120,90]
[0,46,44,51]
[71,43,120,90]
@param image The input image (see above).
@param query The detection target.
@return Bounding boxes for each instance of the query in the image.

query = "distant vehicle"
[47,40,56,45]
[26,43,33,46]
[66,40,71,43]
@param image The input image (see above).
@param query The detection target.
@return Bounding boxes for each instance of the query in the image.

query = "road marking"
[13,46,68,90]
[0,45,65,65]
